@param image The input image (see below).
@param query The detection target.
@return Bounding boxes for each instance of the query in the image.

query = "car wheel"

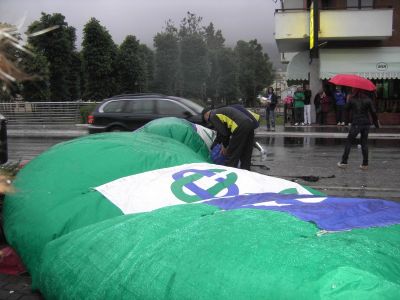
[108,126,125,132]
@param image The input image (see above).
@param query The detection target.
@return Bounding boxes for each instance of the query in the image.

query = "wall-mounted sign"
[310,2,314,50]
[376,62,388,71]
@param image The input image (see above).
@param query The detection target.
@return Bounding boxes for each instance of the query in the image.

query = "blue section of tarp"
[202,193,400,231]
[211,144,226,165]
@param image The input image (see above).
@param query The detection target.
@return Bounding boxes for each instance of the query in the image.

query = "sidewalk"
[255,124,400,139]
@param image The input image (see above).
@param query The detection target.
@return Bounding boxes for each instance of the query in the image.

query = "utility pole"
[309,0,322,123]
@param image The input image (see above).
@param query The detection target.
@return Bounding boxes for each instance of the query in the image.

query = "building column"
[309,58,321,123]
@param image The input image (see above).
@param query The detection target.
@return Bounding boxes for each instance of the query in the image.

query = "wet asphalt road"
[253,136,400,201]
[6,133,400,201]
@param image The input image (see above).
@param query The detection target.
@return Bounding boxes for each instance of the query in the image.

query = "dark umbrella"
[329,74,376,91]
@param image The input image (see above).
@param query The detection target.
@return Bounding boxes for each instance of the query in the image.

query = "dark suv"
[88,94,204,134]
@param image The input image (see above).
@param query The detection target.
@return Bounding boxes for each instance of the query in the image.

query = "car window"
[157,100,187,116]
[168,96,203,114]
[125,99,155,114]
[102,100,125,113]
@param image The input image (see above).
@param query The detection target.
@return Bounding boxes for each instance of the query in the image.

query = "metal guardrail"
[0,102,98,126]
[0,101,287,128]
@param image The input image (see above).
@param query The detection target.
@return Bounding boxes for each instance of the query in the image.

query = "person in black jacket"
[202,106,255,170]
[337,88,380,170]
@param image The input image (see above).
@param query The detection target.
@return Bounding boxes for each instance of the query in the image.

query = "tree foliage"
[19,50,50,101]
[216,48,239,104]
[153,21,179,95]
[82,18,117,100]
[68,51,81,100]
[116,35,143,93]
[138,44,154,92]
[179,12,208,99]
[26,13,77,101]
[235,39,273,106]
[8,12,275,105]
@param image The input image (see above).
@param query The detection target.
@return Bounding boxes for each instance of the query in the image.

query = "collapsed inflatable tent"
[3,118,400,299]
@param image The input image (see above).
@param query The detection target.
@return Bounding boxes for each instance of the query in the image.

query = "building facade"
[274,0,400,124]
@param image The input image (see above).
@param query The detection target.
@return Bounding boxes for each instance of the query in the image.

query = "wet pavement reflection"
[253,137,400,201]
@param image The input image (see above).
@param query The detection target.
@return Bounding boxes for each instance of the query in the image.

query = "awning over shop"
[286,51,309,80]
[320,47,400,80]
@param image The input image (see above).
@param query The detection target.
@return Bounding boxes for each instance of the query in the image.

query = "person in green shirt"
[293,86,305,125]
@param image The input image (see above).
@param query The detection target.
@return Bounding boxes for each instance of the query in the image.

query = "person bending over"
[202,106,255,170]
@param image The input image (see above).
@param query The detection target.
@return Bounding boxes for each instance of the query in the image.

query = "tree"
[216,48,239,104]
[138,44,154,92]
[82,18,117,100]
[19,50,50,101]
[67,51,81,100]
[204,22,226,101]
[27,13,76,101]
[235,39,274,106]
[204,22,225,50]
[179,12,208,99]
[153,21,179,95]
[117,35,144,93]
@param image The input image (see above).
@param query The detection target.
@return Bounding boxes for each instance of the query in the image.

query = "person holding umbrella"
[330,75,380,170]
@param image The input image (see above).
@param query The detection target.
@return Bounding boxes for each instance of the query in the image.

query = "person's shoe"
[301,122,305,126]
[341,122,345,126]
[360,165,368,170]
[337,162,348,168]
[337,122,341,126]
[294,123,299,126]
[271,127,275,131]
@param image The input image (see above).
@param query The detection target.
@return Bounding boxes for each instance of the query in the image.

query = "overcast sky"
[1,0,282,68]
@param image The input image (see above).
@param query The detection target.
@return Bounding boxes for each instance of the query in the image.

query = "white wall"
[320,9,393,39]
[283,0,304,9]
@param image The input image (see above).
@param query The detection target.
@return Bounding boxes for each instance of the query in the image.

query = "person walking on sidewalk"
[337,88,380,170]
[293,86,305,126]
[202,106,255,170]
[303,84,312,125]
[265,87,278,131]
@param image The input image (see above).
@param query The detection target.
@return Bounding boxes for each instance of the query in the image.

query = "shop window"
[375,79,400,100]
[375,79,400,113]
[321,0,335,9]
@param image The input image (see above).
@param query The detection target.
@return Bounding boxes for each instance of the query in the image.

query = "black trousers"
[341,124,370,166]
[294,107,304,123]
[336,105,345,123]
[225,121,255,170]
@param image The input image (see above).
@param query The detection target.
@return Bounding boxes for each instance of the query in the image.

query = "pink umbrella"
[329,74,376,92]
